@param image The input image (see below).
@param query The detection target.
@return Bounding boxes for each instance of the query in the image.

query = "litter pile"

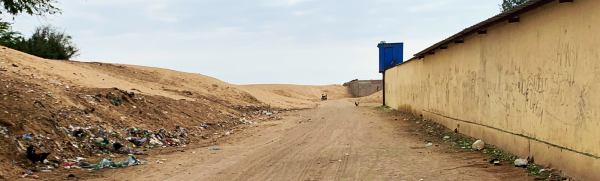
[0,79,279,179]
[384,109,571,180]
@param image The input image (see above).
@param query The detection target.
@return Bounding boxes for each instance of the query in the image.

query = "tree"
[0,21,22,47]
[501,0,529,12]
[14,25,79,60]
[0,0,60,49]
[0,0,60,16]
[0,1,76,60]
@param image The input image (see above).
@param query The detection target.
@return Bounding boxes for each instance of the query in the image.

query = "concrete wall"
[345,80,383,97]
[384,1,600,180]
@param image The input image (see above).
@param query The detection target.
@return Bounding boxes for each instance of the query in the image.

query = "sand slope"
[0,46,349,178]
[0,46,349,109]
[241,84,351,109]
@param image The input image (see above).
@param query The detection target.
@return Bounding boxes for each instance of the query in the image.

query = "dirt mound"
[359,91,382,103]
[241,84,351,109]
[0,46,341,179]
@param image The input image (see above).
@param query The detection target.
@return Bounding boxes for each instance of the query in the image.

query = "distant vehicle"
[321,94,328,101]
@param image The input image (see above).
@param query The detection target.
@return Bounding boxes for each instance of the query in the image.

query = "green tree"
[15,25,79,60]
[0,1,76,60]
[0,0,60,16]
[501,0,529,12]
[1,0,60,48]
[0,21,22,47]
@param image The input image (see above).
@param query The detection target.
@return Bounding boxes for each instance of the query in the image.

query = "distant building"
[343,79,382,97]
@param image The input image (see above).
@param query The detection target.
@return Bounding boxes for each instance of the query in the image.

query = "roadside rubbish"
[63,162,78,169]
[472,140,485,150]
[0,126,8,138]
[79,155,143,170]
[22,133,34,141]
[209,147,221,151]
[489,159,501,166]
[442,136,450,140]
[18,170,39,179]
[425,142,433,147]
[239,118,255,125]
[514,158,529,167]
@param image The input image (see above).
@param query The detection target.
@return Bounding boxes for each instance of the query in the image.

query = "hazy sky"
[7,0,501,85]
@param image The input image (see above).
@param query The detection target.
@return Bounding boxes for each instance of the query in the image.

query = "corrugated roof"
[414,0,563,58]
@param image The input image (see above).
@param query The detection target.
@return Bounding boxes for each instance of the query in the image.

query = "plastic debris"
[209,147,221,151]
[63,162,78,169]
[18,170,39,179]
[514,158,529,167]
[0,126,8,138]
[489,159,501,166]
[22,133,34,141]
[472,140,485,150]
[79,155,143,170]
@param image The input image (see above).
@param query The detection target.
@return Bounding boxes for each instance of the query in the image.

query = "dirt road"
[94,99,531,181]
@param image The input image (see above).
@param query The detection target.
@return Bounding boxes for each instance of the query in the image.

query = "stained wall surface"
[345,80,383,97]
[384,1,600,180]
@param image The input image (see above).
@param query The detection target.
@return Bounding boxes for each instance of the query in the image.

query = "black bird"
[26,145,51,164]
[354,102,360,107]
[113,142,124,151]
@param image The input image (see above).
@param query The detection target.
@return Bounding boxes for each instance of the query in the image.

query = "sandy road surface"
[94,100,531,181]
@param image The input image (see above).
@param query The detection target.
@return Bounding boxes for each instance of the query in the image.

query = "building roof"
[413,0,567,58]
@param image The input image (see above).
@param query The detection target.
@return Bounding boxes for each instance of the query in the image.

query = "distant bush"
[501,0,528,12]
[0,21,22,47]
[1,0,76,60]
[14,25,79,60]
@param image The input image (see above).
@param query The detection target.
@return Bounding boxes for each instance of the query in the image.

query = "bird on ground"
[26,145,51,164]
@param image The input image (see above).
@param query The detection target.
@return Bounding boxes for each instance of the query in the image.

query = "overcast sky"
[7,0,501,85]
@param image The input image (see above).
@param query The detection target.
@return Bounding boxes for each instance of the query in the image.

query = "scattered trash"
[18,170,38,179]
[442,136,450,140]
[63,162,78,169]
[239,118,255,125]
[199,123,210,129]
[79,155,143,170]
[489,159,501,166]
[344,153,350,156]
[472,140,485,150]
[0,126,8,138]
[209,147,221,151]
[22,133,34,141]
[425,142,433,147]
[75,157,86,162]
[127,137,148,147]
[514,158,528,167]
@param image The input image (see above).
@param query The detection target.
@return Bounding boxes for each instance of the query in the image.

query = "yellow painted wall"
[384,1,600,180]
